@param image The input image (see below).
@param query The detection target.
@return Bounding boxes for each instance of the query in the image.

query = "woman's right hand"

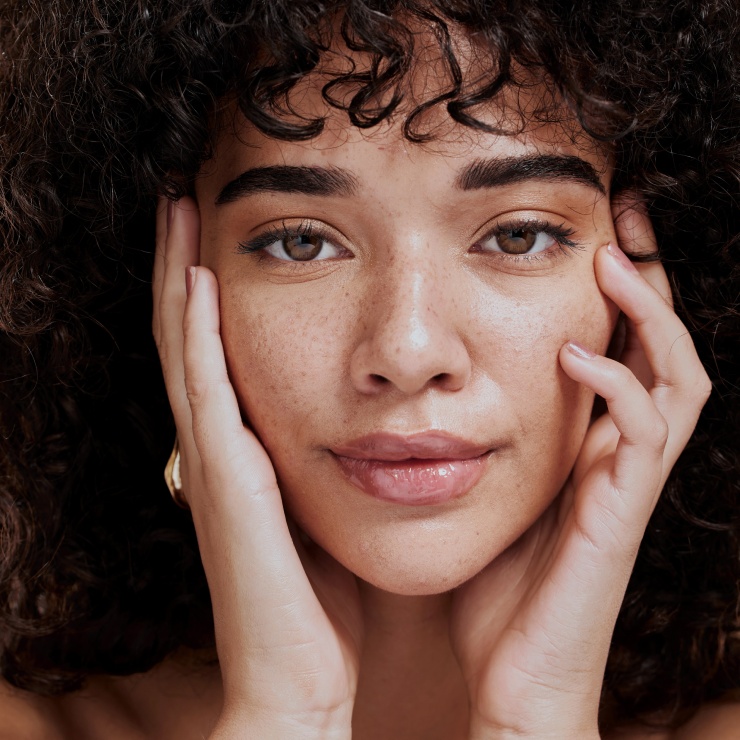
[152,196,362,740]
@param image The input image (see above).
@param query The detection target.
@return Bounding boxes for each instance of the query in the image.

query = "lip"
[331,431,493,461]
[331,432,493,506]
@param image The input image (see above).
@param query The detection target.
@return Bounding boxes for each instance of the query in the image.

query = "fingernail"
[566,340,596,360]
[607,242,639,274]
[167,199,175,232]
[185,266,196,296]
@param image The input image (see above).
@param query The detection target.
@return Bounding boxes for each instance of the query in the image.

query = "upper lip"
[331,431,493,461]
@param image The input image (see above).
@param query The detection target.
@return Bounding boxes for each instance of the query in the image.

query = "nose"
[350,260,472,395]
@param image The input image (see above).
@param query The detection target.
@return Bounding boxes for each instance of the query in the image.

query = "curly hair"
[0,0,738,733]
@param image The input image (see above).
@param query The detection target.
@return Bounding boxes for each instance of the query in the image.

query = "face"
[195,66,618,596]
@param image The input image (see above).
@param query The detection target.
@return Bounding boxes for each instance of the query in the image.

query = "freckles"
[223,286,355,430]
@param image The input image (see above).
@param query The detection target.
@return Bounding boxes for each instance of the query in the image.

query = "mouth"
[331,432,494,506]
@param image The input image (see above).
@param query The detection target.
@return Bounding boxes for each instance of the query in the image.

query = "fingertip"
[594,241,673,309]
[558,339,604,389]
[186,264,219,294]
[565,340,597,361]
[607,242,640,274]
[185,265,197,297]
[183,265,220,333]
[164,196,200,270]
[594,242,643,295]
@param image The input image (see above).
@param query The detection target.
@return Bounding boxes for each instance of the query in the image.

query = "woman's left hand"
[449,203,712,739]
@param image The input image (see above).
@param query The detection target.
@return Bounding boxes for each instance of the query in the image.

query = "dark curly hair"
[0,0,738,733]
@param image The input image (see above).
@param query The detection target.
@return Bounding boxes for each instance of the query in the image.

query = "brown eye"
[477,226,556,256]
[282,234,324,261]
[258,229,344,262]
[496,228,537,254]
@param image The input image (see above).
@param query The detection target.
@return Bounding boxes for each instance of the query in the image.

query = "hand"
[449,203,712,739]
[152,197,362,739]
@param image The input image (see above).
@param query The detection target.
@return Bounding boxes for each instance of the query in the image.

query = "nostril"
[370,371,449,388]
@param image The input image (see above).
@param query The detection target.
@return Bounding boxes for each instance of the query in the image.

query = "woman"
[0,1,738,738]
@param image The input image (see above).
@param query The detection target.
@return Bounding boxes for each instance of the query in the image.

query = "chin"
[319,525,502,596]
[357,567,475,596]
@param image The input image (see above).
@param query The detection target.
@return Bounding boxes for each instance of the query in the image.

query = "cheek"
[470,271,614,395]
[217,278,355,454]
[468,274,616,488]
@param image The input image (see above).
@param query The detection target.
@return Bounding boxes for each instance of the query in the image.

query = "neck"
[352,581,469,740]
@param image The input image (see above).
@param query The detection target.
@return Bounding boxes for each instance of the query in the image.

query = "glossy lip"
[331,432,494,506]
[331,431,494,461]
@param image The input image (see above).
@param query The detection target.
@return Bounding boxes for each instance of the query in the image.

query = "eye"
[471,218,578,259]
[237,222,348,262]
[477,226,556,255]
[265,232,342,261]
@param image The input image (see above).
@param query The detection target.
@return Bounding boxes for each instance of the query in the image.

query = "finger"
[181,266,261,483]
[152,195,169,344]
[560,342,667,528]
[180,266,291,543]
[595,243,711,460]
[157,197,200,435]
[610,199,671,388]
[545,348,666,662]
[611,194,671,306]
[180,266,329,669]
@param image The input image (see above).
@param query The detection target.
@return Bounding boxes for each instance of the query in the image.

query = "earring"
[164,437,189,509]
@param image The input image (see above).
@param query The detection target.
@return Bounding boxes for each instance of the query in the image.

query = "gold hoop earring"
[164,437,189,509]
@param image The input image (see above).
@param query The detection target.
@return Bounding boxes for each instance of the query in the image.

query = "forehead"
[200,22,611,194]
[200,111,610,205]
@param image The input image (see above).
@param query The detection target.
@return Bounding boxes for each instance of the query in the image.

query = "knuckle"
[184,374,228,408]
[616,362,637,385]
[184,376,210,407]
[646,412,669,450]
[608,361,637,392]
[693,372,713,406]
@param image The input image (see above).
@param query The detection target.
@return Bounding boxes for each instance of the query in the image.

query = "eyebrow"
[456,154,606,195]
[216,153,605,206]
[216,165,359,205]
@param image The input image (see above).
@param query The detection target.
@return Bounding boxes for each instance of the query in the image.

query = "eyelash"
[235,218,583,262]
[236,220,329,255]
[475,218,583,261]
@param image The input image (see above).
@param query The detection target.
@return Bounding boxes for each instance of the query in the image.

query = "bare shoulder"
[0,680,65,740]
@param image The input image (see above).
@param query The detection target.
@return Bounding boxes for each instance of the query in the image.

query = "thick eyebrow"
[456,154,606,195]
[216,165,359,205]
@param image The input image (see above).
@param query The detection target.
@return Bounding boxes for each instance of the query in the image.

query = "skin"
[190,109,619,737]
[195,114,617,598]
[153,81,711,738]
[154,55,715,735]
[0,64,723,740]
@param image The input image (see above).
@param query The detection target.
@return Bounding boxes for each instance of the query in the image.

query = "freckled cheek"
[468,278,615,457]
[572,279,620,353]
[470,276,614,373]
[217,283,355,447]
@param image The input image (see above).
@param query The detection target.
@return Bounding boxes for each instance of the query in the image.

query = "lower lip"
[334,455,488,506]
